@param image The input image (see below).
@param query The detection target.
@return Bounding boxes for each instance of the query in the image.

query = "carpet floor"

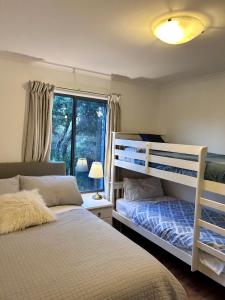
[113,219,225,300]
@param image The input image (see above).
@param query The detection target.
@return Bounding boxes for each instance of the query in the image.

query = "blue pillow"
[139,134,165,143]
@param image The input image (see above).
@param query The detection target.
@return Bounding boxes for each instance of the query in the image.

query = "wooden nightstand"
[82,193,113,225]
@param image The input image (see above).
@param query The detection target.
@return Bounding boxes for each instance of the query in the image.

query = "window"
[51,93,107,193]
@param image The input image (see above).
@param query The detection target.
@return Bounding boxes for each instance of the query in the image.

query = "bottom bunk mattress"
[116,197,225,274]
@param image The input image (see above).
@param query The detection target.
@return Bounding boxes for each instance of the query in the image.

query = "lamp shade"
[88,162,103,179]
[152,15,205,45]
[76,158,88,172]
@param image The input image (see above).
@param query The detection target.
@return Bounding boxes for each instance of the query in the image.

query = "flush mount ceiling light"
[152,15,205,44]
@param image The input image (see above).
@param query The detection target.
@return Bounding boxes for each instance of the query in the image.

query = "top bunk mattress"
[119,148,225,183]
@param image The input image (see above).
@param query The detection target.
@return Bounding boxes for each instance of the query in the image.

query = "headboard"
[0,162,66,179]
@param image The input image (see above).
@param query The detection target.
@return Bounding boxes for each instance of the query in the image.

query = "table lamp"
[88,162,103,200]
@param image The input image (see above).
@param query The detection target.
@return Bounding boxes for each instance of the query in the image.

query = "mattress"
[119,148,225,183]
[0,208,186,300]
[116,198,225,275]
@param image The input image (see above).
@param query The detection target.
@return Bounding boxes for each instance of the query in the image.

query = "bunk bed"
[111,132,225,287]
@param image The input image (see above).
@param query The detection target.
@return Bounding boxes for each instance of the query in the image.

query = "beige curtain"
[104,94,121,199]
[23,81,55,162]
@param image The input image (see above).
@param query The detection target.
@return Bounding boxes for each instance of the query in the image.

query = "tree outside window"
[51,93,107,192]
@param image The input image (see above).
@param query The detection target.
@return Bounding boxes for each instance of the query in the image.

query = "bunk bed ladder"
[196,183,225,266]
[191,147,207,271]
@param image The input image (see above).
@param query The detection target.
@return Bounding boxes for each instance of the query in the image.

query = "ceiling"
[0,0,225,81]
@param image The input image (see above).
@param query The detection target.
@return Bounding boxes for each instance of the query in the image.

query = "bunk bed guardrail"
[113,137,206,188]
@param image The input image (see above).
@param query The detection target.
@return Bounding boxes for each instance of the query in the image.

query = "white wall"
[0,55,160,162]
[158,72,225,154]
[158,72,225,202]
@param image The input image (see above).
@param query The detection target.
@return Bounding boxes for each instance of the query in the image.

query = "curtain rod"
[55,86,109,98]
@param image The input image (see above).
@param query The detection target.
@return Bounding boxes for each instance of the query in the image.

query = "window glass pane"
[50,95,73,174]
[51,94,107,193]
[75,98,107,192]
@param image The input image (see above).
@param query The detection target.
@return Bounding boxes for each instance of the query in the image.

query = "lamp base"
[92,192,102,200]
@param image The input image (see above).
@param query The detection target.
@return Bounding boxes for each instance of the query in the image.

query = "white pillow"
[123,177,164,201]
[0,176,19,195]
[0,190,56,235]
[19,175,83,207]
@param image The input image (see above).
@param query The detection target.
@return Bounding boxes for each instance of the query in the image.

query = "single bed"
[116,198,225,253]
[0,162,186,300]
[116,197,225,274]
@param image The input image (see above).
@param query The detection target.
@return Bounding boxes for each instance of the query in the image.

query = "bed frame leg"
[119,222,123,233]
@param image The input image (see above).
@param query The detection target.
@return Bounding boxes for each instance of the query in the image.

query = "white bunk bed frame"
[111,132,225,287]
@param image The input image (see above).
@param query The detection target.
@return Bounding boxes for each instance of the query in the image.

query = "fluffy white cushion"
[0,176,19,195]
[19,175,83,207]
[0,190,56,234]
[123,177,164,201]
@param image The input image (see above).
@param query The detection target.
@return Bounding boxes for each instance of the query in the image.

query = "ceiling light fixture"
[152,15,205,45]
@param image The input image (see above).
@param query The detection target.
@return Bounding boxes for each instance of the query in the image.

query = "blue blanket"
[131,199,225,252]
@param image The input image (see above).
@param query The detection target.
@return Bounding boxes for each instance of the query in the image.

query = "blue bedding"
[131,199,225,252]
[119,147,225,183]
[150,151,225,183]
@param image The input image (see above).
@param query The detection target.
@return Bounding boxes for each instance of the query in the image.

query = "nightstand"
[82,193,113,225]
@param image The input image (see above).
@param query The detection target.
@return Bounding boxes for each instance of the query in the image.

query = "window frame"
[53,92,107,194]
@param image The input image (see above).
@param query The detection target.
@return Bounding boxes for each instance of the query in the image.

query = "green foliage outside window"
[51,94,107,192]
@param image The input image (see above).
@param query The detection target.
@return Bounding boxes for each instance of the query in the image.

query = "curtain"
[23,81,55,162]
[104,94,121,199]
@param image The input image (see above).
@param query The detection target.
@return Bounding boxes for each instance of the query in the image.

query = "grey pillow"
[19,175,83,207]
[0,176,19,195]
[123,177,164,201]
